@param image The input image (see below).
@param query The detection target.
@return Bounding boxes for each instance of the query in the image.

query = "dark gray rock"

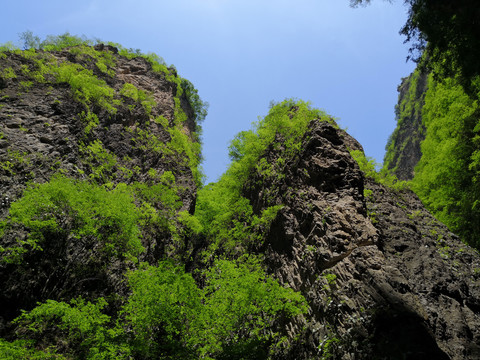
[243,120,480,359]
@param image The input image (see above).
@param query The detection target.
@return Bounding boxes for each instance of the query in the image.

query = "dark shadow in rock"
[371,309,449,360]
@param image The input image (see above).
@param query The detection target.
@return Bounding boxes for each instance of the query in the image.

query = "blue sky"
[1,0,415,183]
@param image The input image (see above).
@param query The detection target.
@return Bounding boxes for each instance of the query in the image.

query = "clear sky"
[1,0,415,184]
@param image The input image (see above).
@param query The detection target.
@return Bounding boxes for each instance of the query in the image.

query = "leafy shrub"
[350,149,409,191]
[40,33,95,51]
[0,67,16,80]
[122,261,202,359]
[120,83,156,114]
[52,62,119,113]
[13,298,130,359]
[0,175,144,264]
[80,140,119,183]
[123,258,307,359]
[0,338,64,359]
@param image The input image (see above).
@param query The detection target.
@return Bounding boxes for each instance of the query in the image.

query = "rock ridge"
[243,120,480,359]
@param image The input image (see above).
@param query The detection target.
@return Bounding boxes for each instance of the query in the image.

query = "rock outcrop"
[0,45,197,214]
[1,45,479,359]
[243,120,480,359]
[0,45,200,328]
[384,70,428,180]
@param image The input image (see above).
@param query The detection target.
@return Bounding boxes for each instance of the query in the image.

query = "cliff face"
[384,70,428,181]
[243,120,480,359]
[0,45,200,327]
[1,45,479,359]
[384,66,480,250]
[0,44,198,211]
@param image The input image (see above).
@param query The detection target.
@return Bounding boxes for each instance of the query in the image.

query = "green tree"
[123,258,307,359]
[19,30,41,50]
[351,0,480,86]
[412,75,480,249]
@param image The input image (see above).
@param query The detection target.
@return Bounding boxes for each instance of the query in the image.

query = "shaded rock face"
[244,121,480,359]
[0,46,198,327]
[384,70,429,181]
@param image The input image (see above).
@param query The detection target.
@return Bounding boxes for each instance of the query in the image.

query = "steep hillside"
[195,100,480,359]
[0,41,203,337]
[384,65,480,250]
[1,40,479,359]
[383,69,428,181]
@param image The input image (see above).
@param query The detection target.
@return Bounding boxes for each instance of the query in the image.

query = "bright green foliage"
[168,123,204,185]
[178,210,204,236]
[0,175,144,263]
[0,67,16,80]
[78,111,100,134]
[120,83,156,114]
[53,62,119,113]
[5,259,306,359]
[0,338,64,359]
[122,261,202,359]
[39,33,95,51]
[229,99,330,173]
[129,173,184,242]
[196,100,335,258]
[199,258,307,357]
[68,45,116,77]
[13,298,130,359]
[0,42,18,53]
[350,150,409,191]
[123,258,307,359]
[80,140,119,183]
[412,75,480,248]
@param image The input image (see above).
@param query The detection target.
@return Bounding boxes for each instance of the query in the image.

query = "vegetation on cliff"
[383,65,480,250]
[412,74,480,249]
[0,35,310,359]
[195,99,336,260]
[353,0,480,250]
[1,20,480,358]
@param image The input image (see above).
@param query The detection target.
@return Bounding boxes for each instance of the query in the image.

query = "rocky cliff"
[1,44,479,359]
[242,119,480,359]
[0,44,201,328]
[384,69,428,181]
[384,65,480,251]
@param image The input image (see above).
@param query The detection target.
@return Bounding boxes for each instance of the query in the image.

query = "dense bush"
[411,74,480,249]
[0,175,144,264]
[3,258,306,360]
[350,150,409,191]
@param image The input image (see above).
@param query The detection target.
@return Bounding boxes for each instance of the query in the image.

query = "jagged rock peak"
[243,119,480,359]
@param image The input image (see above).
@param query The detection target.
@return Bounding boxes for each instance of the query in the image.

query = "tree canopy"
[351,0,480,85]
